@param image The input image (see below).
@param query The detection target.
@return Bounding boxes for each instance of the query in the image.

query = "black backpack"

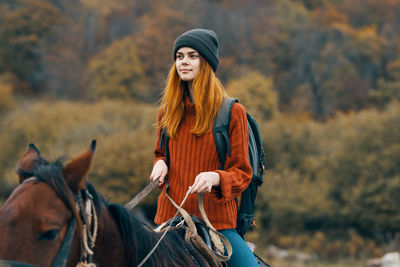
[213,97,264,237]
[160,97,265,237]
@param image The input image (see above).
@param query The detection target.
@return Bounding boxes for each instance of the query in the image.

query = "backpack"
[213,97,264,237]
[160,97,265,237]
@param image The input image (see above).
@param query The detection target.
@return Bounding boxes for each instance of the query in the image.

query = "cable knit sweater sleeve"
[213,102,252,202]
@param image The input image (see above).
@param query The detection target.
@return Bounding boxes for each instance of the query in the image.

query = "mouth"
[180,69,191,73]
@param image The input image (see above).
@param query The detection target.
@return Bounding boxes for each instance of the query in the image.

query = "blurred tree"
[81,0,130,16]
[132,8,190,99]
[352,174,400,239]
[0,100,156,206]
[370,58,400,107]
[320,102,400,239]
[0,72,30,96]
[337,0,400,31]
[297,0,328,10]
[226,72,278,121]
[32,0,143,99]
[267,0,311,111]
[40,21,89,99]
[259,169,333,235]
[80,0,136,45]
[269,3,385,117]
[86,37,148,101]
[0,74,15,114]
[0,0,63,93]
[196,0,277,83]
[257,101,400,243]
[39,0,116,99]
[289,83,314,113]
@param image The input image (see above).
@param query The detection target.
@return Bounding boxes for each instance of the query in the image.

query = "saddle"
[155,194,232,267]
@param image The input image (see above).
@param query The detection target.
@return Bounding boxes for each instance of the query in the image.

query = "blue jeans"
[218,229,259,267]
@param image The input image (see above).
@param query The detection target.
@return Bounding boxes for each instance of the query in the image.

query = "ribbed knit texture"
[153,97,252,230]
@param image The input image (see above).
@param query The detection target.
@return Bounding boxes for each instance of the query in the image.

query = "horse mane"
[28,157,102,214]
[33,158,80,221]
[107,203,194,267]
[17,156,52,180]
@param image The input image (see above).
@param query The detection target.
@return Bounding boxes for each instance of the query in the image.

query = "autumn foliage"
[0,0,399,261]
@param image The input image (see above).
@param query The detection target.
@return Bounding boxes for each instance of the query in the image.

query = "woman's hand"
[190,172,220,194]
[150,159,168,185]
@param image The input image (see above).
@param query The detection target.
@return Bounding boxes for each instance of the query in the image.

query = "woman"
[150,29,258,266]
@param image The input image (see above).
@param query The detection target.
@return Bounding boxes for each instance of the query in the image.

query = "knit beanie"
[173,29,219,72]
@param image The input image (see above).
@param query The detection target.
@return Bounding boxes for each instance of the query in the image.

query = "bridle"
[0,177,98,267]
[73,186,98,267]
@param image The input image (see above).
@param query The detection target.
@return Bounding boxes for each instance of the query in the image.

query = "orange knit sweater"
[153,97,252,230]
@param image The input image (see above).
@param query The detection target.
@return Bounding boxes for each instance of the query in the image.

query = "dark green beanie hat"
[173,29,219,72]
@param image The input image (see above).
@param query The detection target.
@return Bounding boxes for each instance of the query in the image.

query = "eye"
[190,54,198,58]
[176,54,183,59]
[38,229,60,241]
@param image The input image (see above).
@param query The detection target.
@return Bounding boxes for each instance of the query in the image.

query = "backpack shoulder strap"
[213,97,238,170]
[159,127,169,164]
[158,105,169,164]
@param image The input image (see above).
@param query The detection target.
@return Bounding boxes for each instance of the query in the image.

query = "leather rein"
[125,177,232,266]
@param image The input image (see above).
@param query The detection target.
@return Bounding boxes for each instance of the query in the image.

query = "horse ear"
[16,143,41,183]
[63,140,96,193]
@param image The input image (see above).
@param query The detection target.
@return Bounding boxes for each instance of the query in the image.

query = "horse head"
[0,140,99,267]
[0,140,209,267]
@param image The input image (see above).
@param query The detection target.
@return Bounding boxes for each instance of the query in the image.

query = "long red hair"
[159,56,226,138]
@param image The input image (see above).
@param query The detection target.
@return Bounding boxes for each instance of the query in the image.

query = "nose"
[181,55,189,64]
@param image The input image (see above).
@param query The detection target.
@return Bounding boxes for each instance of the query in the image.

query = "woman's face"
[175,47,201,82]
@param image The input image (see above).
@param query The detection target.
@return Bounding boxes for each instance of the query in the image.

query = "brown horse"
[0,141,216,267]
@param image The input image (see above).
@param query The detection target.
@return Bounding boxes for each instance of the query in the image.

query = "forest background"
[0,0,399,265]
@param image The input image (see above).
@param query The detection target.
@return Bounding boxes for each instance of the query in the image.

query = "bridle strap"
[52,219,77,267]
[74,189,98,266]
[137,186,193,267]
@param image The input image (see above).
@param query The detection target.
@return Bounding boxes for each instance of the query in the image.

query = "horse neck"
[128,214,198,266]
[96,203,197,266]
[93,205,129,266]
[105,203,164,266]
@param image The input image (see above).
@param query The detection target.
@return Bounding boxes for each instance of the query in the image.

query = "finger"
[161,167,168,181]
[159,169,168,185]
[191,174,203,193]
[196,186,207,194]
[190,183,197,193]
[192,177,207,194]
[196,179,213,194]
[150,165,162,181]
[193,184,203,194]
[200,183,212,194]
[151,171,159,181]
